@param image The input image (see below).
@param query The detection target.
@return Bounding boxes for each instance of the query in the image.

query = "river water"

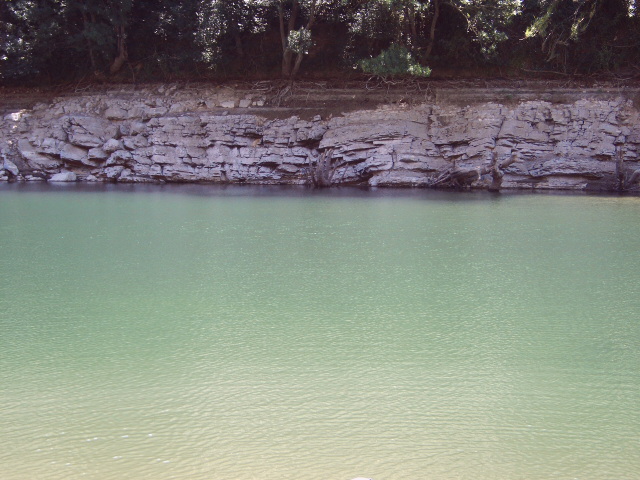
[1,184,639,480]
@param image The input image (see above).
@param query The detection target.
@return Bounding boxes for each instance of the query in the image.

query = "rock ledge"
[2,85,639,192]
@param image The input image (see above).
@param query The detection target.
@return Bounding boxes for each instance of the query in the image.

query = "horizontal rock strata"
[1,85,639,191]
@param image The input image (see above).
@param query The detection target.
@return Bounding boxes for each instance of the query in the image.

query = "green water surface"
[1,185,639,480]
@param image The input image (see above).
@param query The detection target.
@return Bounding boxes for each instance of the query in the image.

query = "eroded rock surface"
[1,86,639,191]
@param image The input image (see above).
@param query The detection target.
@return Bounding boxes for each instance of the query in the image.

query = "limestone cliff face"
[1,86,639,191]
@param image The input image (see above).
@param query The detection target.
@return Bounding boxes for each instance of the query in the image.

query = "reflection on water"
[1,185,639,480]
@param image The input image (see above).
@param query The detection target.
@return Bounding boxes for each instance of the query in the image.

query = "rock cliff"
[2,85,639,191]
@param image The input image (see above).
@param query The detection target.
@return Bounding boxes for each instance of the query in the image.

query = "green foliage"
[0,0,64,79]
[358,44,431,77]
[195,0,268,66]
[1,0,639,83]
[287,27,313,55]
[463,0,522,57]
[523,0,636,70]
[347,0,521,64]
[349,0,411,43]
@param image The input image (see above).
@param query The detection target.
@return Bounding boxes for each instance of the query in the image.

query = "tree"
[1,0,638,83]
[0,0,68,81]
[66,0,133,75]
[459,0,522,57]
[195,0,333,76]
[348,0,520,68]
[196,0,268,67]
[69,0,140,75]
[524,0,639,71]
[1,0,188,81]
[277,0,318,77]
[348,0,426,58]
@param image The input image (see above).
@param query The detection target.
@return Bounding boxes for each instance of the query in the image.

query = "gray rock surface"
[1,86,639,191]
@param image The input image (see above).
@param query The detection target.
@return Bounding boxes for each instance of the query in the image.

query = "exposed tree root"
[431,151,518,191]
[307,148,336,187]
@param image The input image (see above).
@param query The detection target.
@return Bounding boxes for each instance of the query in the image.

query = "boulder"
[59,143,98,166]
[17,139,61,169]
[123,135,149,150]
[3,158,20,176]
[103,138,124,153]
[104,165,125,179]
[25,175,45,181]
[88,147,109,161]
[65,115,118,147]
[104,105,128,120]
[49,171,77,182]
[105,150,133,166]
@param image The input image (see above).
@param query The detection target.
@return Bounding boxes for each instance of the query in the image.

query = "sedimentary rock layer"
[1,85,639,191]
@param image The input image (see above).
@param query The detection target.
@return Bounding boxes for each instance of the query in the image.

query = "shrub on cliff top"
[358,44,431,78]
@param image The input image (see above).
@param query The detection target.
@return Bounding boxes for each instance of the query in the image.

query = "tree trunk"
[278,3,290,75]
[278,2,287,52]
[628,169,640,186]
[615,148,640,191]
[425,0,440,59]
[109,24,128,75]
[615,148,624,191]
[291,52,304,77]
[280,0,299,77]
[234,33,244,57]
[81,11,98,73]
[409,7,418,46]
[290,1,317,78]
[306,1,317,30]
[489,152,517,191]
[282,51,294,77]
